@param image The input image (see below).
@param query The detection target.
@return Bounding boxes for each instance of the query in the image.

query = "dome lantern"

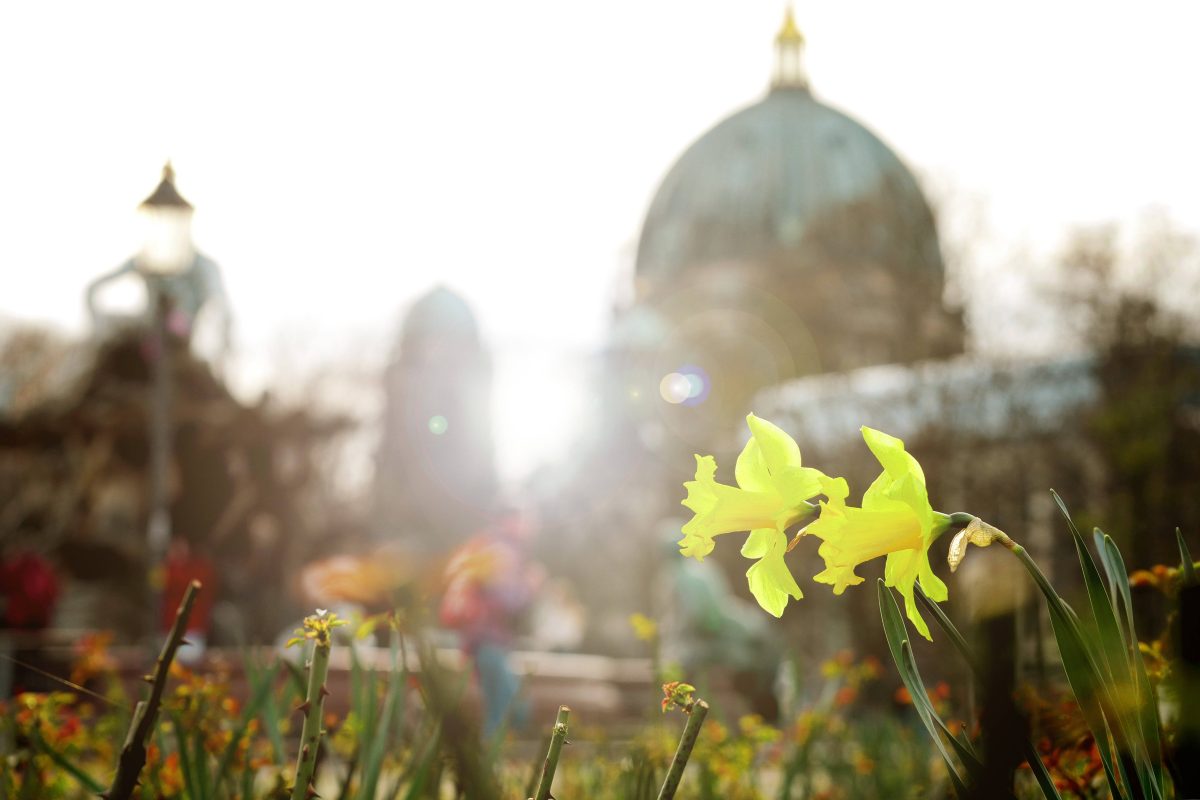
[771,6,809,91]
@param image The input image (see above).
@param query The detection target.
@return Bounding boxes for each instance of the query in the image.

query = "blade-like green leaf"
[170,711,202,800]
[1178,528,1197,584]
[1094,529,1134,643]
[359,637,402,800]
[212,653,278,795]
[1073,524,1133,690]
[1099,532,1166,798]
[1010,522,1125,800]
[29,727,105,794]
[878,579,972,797]
[915,584,980,675]
[254,657,287,766]
[1051,493,1159,798]
[916,583,1076,798]
[1022,738,1064,800]
[900,639,984,772]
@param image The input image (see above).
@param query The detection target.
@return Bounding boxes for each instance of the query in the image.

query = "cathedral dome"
[635,16,943,288]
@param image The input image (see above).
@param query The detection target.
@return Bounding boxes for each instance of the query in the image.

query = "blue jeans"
[474,643,527,739]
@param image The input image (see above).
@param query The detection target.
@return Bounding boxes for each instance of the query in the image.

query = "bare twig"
[530,705,570,800]
[105,580,201,800]
[656,699,709,800]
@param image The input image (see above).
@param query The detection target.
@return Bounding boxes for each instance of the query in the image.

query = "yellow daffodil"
[806,427,950,640]
[679,413,831,617]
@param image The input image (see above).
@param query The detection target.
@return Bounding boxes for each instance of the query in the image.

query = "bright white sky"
[2,1,1199,481]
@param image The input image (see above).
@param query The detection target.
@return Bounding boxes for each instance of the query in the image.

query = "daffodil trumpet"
[678,413,841,617]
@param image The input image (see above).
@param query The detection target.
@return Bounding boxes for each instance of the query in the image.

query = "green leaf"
[252,657,287,765]
[915,583,1071,799]
[1022,738,1064,800]
[1073,523,1132,690]
[900,639,983,773]
[212,652,277,795]
[877,579,972,797]
[28,727,104,794]
[1098,531,1165,797]
[1011,504,1127,800]
[1178,528,1197,584]
[914,584,980,674]
[359,639,402,800]
[170,711,202,800]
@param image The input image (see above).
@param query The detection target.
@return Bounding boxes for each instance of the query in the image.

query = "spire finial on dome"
[771,5,809,91]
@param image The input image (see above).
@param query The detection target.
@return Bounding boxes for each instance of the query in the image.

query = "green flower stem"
[932,511,978,542]
[656,699,709,800]
[290,639,332,800]
[107,580,201,800]
[531,705,570,800]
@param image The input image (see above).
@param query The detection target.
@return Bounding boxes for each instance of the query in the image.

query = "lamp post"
[135,162,195,635]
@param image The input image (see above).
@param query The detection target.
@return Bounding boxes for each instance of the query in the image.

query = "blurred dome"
[400,285,480,344]
[609,305,669,352]
[636,60,942,288]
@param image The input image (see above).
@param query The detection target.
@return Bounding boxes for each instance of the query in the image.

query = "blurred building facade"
[537,11,966,652]
[538,14,1199,663]
[373,286,498,553]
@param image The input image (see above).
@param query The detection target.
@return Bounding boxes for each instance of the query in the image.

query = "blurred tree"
[1056,217,1200,571]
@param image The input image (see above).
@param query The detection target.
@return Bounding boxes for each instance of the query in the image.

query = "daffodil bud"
[947,517,1011,573]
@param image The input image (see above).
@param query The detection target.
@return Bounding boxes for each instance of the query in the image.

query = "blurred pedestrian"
[439,510,541,739]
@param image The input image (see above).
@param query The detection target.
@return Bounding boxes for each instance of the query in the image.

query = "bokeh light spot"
[659,372,692,404]
[428,415,448,435]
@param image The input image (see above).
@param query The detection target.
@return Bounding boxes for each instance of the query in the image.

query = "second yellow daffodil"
[806,426,950,640]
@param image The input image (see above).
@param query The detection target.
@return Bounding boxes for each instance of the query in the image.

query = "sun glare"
[491,350,589,485]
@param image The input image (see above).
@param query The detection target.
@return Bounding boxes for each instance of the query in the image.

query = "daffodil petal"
[734,436,772,493]
[746,413,802,475]
[744,529,803,617]
[918,555,949,602]
[772,465,824,509]
[741,528,773,559]
[861,426,925,485]
[902,578,932,641]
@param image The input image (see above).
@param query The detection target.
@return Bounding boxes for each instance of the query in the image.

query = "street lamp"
[136,162,195,636]
[137,162,195,276]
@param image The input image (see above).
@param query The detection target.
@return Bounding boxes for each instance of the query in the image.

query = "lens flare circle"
[659,366,710,405]
[659,372,692,404]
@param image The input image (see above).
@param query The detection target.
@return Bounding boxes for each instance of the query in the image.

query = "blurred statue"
[85,162,232,364]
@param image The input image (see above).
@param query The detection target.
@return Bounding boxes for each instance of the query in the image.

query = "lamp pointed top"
[771,5,809,90]
[139,160,193,210]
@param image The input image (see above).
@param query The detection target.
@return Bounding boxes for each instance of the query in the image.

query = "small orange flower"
[834,686,858,707]
[861,656,883,679]
[894,686,913,705]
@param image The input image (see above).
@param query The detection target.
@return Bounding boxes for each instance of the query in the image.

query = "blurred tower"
[373,286,498,553]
